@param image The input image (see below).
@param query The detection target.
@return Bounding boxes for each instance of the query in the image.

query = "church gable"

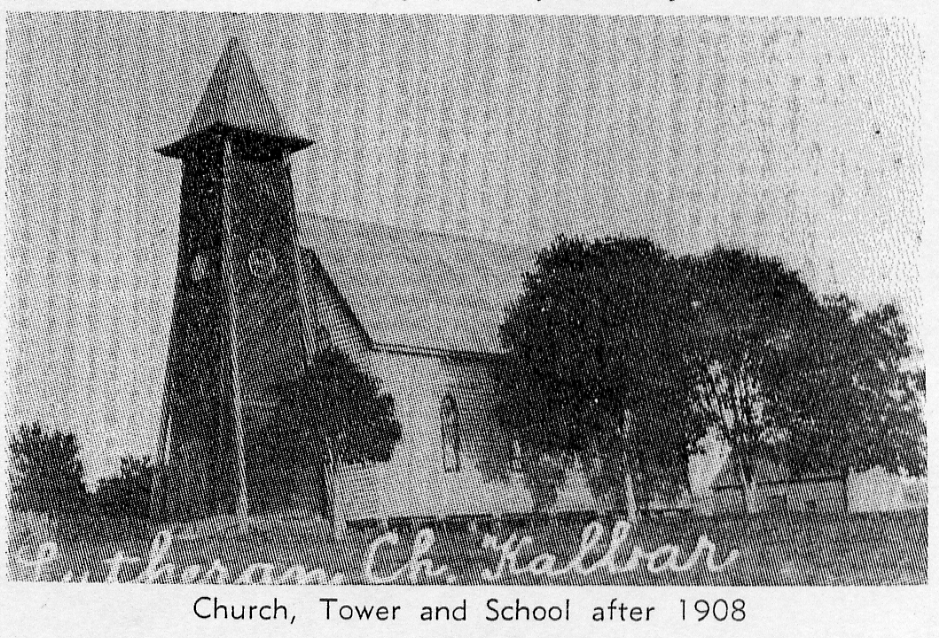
[299,248,372,361]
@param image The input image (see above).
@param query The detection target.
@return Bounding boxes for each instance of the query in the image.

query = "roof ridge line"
[300,213,539,253]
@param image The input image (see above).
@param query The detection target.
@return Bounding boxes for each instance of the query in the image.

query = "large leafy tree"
[257,347,401,519]
[688,247,822,513]
[9,421,88,518]
[496,235,705,521]
[770,296,925,503]
[690,249,926,512]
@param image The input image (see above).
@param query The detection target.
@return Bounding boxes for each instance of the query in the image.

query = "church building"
[147,39,597,528]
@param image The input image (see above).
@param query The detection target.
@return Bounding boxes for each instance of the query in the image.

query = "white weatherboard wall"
[335,349,597,521]
[712,481,845,515]
[848,467,910,512]
[700,468,918,515]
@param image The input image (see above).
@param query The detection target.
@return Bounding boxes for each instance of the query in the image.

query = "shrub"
[259,347,401,516]
[93,455,153,520]
[8,421,88,517]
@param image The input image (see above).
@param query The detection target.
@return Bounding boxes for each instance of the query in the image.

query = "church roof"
[158,38,313,157]
[300,216,536,356]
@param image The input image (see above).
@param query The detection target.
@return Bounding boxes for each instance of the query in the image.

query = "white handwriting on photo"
[16,521,739,584]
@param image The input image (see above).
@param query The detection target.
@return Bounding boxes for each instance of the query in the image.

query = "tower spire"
[158,38,313,158]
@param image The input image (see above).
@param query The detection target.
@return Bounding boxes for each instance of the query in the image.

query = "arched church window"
[441,392,461,473]
[190,251,212,282]
[509,438,524,474]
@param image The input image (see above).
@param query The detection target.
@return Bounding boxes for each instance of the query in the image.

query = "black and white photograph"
[1,4,935,635]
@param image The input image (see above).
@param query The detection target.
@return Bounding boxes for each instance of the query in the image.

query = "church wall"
[334,349,598,522]
[295,261,599,521]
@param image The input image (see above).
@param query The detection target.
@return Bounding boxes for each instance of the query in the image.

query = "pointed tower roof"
[158,38,313,158]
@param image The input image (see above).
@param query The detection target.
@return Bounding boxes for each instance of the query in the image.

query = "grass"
[8,510,926,585]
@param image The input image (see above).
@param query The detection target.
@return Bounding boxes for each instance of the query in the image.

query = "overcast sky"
[5,12,922,482]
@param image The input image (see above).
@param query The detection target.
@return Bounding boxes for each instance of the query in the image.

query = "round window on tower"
[248,247,277,281]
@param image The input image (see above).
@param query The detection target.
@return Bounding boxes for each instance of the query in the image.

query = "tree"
[770,296,925,508]
[94,455,153,519]
[688,247,822,513]
[9,421,88,518]
[261,347,401,520]
[496,235,705,522]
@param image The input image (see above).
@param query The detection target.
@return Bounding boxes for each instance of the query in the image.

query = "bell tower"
[149,39,316,524]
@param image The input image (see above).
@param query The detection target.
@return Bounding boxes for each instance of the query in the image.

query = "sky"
[5,12,923,483]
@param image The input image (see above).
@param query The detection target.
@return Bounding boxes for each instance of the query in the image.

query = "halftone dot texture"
[158,37,313,158]
[186,38,297,142]
[7,511,927,585]
[4,13,925,585]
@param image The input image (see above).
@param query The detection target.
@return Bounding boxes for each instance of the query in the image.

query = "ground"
[8,510,926,586]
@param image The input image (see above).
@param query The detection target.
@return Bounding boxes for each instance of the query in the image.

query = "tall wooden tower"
[149,39,315,524]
